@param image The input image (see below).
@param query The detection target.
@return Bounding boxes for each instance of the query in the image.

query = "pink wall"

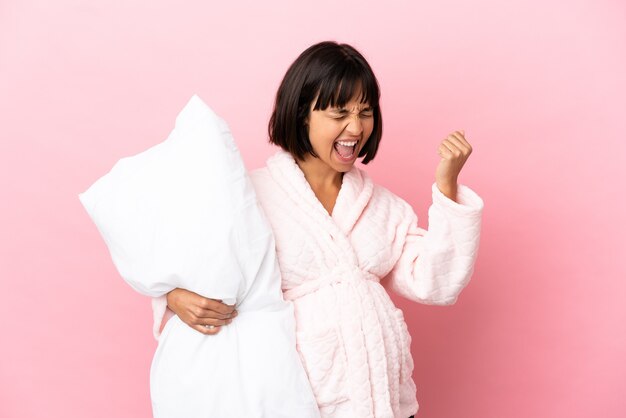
[1,0,625,417]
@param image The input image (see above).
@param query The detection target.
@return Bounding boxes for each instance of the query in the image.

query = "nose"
[345,113,363,136]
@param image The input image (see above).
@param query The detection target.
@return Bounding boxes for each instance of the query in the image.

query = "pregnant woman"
[153,41,484,418]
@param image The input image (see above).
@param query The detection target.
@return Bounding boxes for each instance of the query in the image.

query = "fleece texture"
[152,149,484,417]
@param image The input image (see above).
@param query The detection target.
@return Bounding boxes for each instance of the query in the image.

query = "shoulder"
[248,166,278,203]
[367,177,415,220]
[249,165,270,179]
[249,166,272,186]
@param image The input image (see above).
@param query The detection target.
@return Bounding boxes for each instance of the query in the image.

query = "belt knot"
[282,264,378,301]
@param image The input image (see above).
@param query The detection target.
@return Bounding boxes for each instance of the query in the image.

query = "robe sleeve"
[151,295,174,340]
[385,182,484,305]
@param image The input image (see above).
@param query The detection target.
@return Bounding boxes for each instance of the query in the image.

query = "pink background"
[1,0,625,417]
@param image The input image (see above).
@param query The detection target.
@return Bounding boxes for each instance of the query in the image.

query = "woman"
[153,41,484,418]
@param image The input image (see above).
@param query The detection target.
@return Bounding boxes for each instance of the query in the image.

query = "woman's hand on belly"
[166,288,238,335]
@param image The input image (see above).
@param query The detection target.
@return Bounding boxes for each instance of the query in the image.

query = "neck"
[295,155,344,191]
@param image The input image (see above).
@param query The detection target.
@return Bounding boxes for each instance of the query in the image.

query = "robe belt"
[282,264,379,301]
[283,264,394,417]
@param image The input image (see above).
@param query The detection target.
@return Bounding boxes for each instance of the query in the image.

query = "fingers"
[438,143,452,157]
[197,316,234,327]
[184,291,234,314]
[191,323,224,335]
[188,311,238,336]
[201,298,237,315]
[438,130,472,158]
[192,305,238,320]
[168,288,240,333]
[449,131,472,153]
[442,139,463,157]
[190,307,237,322]
[181,293,236,319]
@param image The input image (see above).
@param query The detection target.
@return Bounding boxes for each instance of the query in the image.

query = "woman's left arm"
[384,181,484,305]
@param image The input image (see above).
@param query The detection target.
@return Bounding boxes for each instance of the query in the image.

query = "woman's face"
[304,93,374,173]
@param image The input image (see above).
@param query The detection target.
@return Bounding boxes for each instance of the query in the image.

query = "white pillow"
[79,94,262,303]
[78,94,320,417]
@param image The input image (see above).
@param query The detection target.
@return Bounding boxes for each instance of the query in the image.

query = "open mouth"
[333,139,359,161]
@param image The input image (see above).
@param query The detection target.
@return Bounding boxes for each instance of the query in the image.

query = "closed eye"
[329,110,348,119]
[328,107,373,119]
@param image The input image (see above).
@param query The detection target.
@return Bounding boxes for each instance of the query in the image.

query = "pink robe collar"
[265,148,374,237]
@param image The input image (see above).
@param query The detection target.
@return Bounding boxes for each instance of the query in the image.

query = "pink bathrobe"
[152,149,484,418]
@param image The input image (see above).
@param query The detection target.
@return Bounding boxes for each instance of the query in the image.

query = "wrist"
[436,182,458,202]
[166,289,176,310]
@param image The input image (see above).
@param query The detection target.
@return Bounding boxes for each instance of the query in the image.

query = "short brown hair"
[268,41,382,164]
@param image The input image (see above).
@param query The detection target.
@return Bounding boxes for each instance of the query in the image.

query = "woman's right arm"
[151,289,238,339]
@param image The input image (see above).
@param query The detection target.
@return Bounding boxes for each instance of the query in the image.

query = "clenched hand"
[166,288,238,335]
[435,130,473,201]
